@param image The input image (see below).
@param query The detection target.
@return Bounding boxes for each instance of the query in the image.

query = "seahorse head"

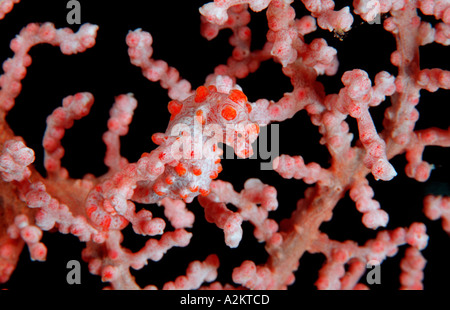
[165,82,260,159]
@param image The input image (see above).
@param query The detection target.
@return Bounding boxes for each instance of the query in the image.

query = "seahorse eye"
[195,109,206,125]
[221,105,237,121]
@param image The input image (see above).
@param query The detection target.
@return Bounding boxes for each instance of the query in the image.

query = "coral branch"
[163,254,220,290]
[310,223,428,290]
[126,30,192,101]
[43,92,95,179]
[0,139,34,182]
[198,178,280,248]
[424,195,450,233]
[103,93,138,171]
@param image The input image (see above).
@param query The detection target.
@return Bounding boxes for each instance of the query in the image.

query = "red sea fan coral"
[0,0,448,291]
